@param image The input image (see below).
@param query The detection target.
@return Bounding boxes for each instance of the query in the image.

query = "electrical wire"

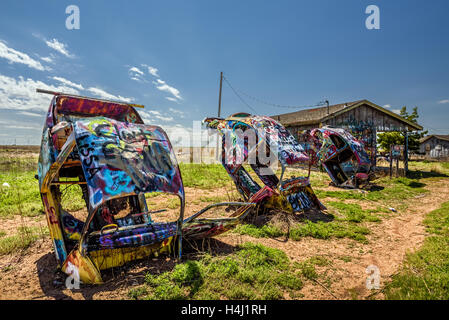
[223,75,328,110]
[222,76,258,114]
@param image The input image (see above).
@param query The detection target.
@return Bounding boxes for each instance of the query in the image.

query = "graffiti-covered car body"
[307,126,372,188]
[37,93,186,284]
[204,113,326,214]
[37,93,255,284]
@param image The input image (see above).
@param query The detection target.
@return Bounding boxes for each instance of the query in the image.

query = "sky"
[1,0,449,145]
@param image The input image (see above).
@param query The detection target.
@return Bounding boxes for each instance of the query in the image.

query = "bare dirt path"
[0,178,447,300]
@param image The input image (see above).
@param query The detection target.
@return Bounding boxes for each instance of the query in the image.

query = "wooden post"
[390,150,393,179]
[218,72,223,118]
[396,157,399,178]
[215,72,223,161]
[404,131,409,176]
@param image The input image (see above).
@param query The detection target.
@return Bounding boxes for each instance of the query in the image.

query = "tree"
[377,106,427,153]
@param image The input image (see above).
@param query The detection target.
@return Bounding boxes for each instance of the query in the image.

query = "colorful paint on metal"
[308,126,372,187]
[204,113,326,213]
[37,94,262,285]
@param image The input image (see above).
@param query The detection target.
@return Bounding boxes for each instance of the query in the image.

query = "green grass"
[289,221,370,242]
[129,243,304,300]
[234,218,371,243]
[234,224,285,238]
[385,201,449,300]
[0,226,48,255]
[0,170,85,217]
[179,163,230,189]
[315,176,428,205]
[233,201,379,242]
[408,161,449,178]
[326,201,382,223]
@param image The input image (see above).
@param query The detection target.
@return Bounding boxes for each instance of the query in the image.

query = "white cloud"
[438,99,449,104]
[17,110,43,117]
[40,56,54,63]
[129,67,144,75]
[87,87,134,103]
[142,64,159,77]
[392,109,401,114]
[3,124,41,130]
[169,107,185,117]
[0,41,49,71]
[45,38,74,58]
[0,74,79,111]
[52,76,84,90]
[128,66,147,82]
[154,79,182,101]
[140,110,174,122]
[165,97,178,102]
[383,104,391,109]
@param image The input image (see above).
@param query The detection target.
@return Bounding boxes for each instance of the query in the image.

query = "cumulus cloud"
[0,41,49,71]
[383,104,391,109]
[142,64,159,77]
[40,56,54,63]
[0,74,79,111]
[154,79,182,101]
[128,63,183,102]
[140,110,174,122]
[87,87,134,103]
[52,76,84,90]
[438,99,449,104]
[128,66,146,82]
[129,66,144,75]
[45,38,74,58]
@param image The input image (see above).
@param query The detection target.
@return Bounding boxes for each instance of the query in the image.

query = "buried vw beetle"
[37,91,255,284]
[307,126,373,188]
[203,113,326,215]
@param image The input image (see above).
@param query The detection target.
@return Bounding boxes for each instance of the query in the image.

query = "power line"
[222,76,258,114]
[223,75,327,110]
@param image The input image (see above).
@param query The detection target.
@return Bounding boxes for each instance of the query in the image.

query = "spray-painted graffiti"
[57,96,143,123]
[73,117,183,210]
[87,222,178,250]
[37,92,188,285]
[333,116,376,164]
[38,93,266,285]
[308,127,372,187]
[204,113,325,213]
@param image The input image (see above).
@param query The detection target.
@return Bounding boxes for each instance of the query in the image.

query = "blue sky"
[1,0,449,145]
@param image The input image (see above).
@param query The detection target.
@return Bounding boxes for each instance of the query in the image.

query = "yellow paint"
[88,237,174,271]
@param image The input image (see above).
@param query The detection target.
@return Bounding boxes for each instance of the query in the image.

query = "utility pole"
[218,72,223,117]
[215,72,223,162]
